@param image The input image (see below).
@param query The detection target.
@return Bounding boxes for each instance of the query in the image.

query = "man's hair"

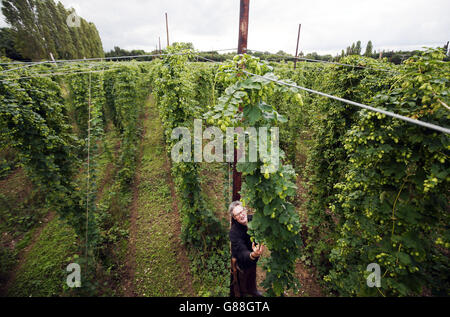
[228,200,242,217]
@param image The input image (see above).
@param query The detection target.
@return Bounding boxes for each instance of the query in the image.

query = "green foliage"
[206,54,303,296]
[152,44,229,295]
[0,27,23,60]
[265,49,449,296]
[301,56,398,282]
[1,0,103,61]
[189,249,230,296]
[1,43,448,297]
[326,48,450,296]
[153,44,227,252]
[364,41,373,57]
[6,217,78,296]
[0,68,94,241]
[0,60,150,295]
[67,67,105,140]
[0,147,19,177]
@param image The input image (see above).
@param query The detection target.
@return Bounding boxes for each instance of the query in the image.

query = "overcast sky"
[1,0,449,55]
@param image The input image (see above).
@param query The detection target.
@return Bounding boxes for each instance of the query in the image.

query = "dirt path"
[122,106,148,297]
[125,96,194,297]
[163,144,195,295]
[0,211,55,296]
[292,175,324,296]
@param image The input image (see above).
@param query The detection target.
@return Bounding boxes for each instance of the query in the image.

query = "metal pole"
[233,0,249,202]
[159,36,161,53]
[165,12,170,47]
[294,23,301,70]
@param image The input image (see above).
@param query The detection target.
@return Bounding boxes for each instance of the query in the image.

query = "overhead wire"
[0,61,121,77]
[0,49,237,81]
[243,69,450,134]
[194,54,450,135]
[2,50,447,134]
[0,61,49,74]
[0,48,238,66]
[247,49,399,74]
[0,67,121,83]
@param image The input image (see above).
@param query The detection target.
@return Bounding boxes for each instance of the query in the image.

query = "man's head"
[229,200,248,226]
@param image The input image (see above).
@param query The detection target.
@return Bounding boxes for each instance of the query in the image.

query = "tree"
[364,40,373,57]
[36,0,58,59]
[2,0,46,61]
[355,40,361,55]
[276,50,289,56]
[0,27,23,60]
[1,0,103,61]
[346,46,351,56]
[350,43,355,55]
[48,0,76,59]
[89,22,104,57]
[171,42,194,50]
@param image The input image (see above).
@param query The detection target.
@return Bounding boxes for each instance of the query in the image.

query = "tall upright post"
[232,0,250,202]
[294,23,301,70]
[237,0,250,54]
[159,36,161,53]
[165,12,170,47]
[49,52,57,67]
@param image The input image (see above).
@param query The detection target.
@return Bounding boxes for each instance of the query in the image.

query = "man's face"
[232,205,248,226]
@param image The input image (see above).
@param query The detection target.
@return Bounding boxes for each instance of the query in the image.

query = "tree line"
[1,0,103,61]
[251,41,450,65]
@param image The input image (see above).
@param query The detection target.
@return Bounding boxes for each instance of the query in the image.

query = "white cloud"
[1,0,449,55]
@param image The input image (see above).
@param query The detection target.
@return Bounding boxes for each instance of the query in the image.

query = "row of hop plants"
[204,54,305,296]
[173,49,449,296]
[274,49,449,296]
[67,62,151,293]
[0,61,151,294]
[150,45,230,296]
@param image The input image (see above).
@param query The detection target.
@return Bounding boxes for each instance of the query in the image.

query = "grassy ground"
[0,119,123,296]
[6,215,78,296]
[0,167,49,294]
[130,96,194,297]
[199,162,229,223]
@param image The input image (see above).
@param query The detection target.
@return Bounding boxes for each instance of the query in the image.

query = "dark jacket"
[229,215,258,270]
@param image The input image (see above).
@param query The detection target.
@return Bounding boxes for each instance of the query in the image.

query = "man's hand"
[251,242,264,258]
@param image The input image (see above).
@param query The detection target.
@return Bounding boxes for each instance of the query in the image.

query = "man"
[229,201,264,297]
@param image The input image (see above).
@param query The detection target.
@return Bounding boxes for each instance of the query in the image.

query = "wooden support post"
[232,0,250,202]
[237,0,250,55]
[49,52,57,67]
[165,12,170,47]
[294,24,301,70]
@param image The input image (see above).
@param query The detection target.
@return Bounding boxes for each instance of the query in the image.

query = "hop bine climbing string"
[85,70,92,278]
